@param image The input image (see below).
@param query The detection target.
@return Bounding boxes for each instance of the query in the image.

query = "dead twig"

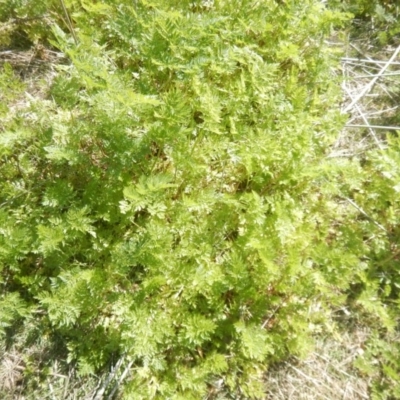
[345,124,400,130]
[341,57,400,66]
[344,197,387,233]
[107,360,134,400]
[92,356,125,400]
[342,83,384,150]
[59,0,78,45]
[343,45,400,113]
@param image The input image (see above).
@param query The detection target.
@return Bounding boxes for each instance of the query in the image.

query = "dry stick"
[348,43,398,96]
[261,296,289,329]
[261,303,281,329]
[350,48,397,99]
[107,360,134,400]
[360,67,394,100]
[344,197,387,233]
[343,45,400,114]
[341,57,400,65]
[92,356,125,400]
[327,151,361,158]
[59,0,78,45]
[62,373,70,400]
[47,378,56,400]
[343,80,383,146]
[346,124,400,130]
[359,106,398,116]
[287,364,336,400]
[342,381,349,400]
[349,43,371,60]
[331,55,352,150]
[350,72,400,79]
[342,83,384,150]
[343,61,382,71]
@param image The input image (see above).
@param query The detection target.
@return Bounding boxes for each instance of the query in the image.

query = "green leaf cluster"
[328,0,400,44]
[3,0,399,398]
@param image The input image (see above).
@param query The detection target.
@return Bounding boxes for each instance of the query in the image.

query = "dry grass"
[0,46,66,123]
[0,338,131,400]
[330,38,400,158]
[0,347,25,395]
[0,344,101,400]
[264,329,371,400]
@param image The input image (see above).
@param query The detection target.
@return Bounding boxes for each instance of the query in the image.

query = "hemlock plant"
[1,0,398,398]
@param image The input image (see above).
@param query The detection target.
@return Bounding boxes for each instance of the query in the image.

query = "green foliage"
[0,63,25,117]
[0,292,28,337]
[328,0,400,44]
[354,331,400,400]
[0,0,57,47]
[342,136,400,399]
[328,0,395,17]
[2,0,400,398]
